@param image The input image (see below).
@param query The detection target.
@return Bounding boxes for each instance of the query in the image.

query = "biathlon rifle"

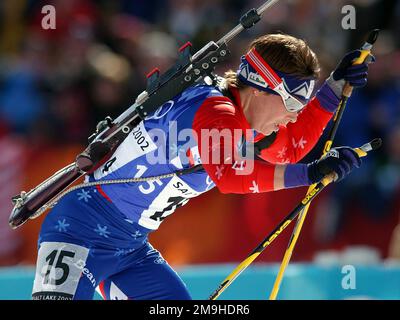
[9,0,281,229]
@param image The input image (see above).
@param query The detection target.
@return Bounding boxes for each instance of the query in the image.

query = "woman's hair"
[225,33,320,89]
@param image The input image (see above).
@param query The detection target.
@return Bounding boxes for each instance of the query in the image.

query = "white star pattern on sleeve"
[249,181,260,193]
[77,189,92,202]
[292,137,307,149]
[277,146,287,159]
[215,165,225,180]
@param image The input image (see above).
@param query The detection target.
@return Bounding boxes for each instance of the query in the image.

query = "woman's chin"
[261,127,277,136]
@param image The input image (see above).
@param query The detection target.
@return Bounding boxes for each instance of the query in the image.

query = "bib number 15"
[134,165,163,194]
[43,249,75,286]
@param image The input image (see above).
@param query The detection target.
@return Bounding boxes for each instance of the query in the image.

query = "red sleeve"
[256,97,333,164]
[192,96,277,194]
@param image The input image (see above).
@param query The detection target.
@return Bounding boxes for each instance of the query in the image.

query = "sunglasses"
[245,48,306,113]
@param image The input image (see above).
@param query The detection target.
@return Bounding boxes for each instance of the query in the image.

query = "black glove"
[307,147,362,184]
[327,50,375,97]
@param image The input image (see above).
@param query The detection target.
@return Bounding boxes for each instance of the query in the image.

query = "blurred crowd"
[0,0,399,265]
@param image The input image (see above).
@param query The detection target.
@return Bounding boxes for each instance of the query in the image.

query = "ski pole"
[269,29,380,300]
[209,138,382,300]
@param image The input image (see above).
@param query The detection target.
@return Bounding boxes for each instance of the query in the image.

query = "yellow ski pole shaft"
[209,174,334,300]
[209,139,381,300]
[269,29,380,300]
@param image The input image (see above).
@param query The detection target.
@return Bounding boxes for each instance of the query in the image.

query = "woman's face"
[242,89,299,136]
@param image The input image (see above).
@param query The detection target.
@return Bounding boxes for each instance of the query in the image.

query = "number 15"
[134,165,163,194]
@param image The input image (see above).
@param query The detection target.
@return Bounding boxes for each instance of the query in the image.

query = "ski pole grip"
[321,172,337,186]
[354,138,382,158]
[342,51,371,97]
[343,29,379,97]
[354,148,368,158]
[353,50,372,65]
[321,138,382,186]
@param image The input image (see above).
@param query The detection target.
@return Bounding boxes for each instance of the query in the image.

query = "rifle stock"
[9,163,83,229]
